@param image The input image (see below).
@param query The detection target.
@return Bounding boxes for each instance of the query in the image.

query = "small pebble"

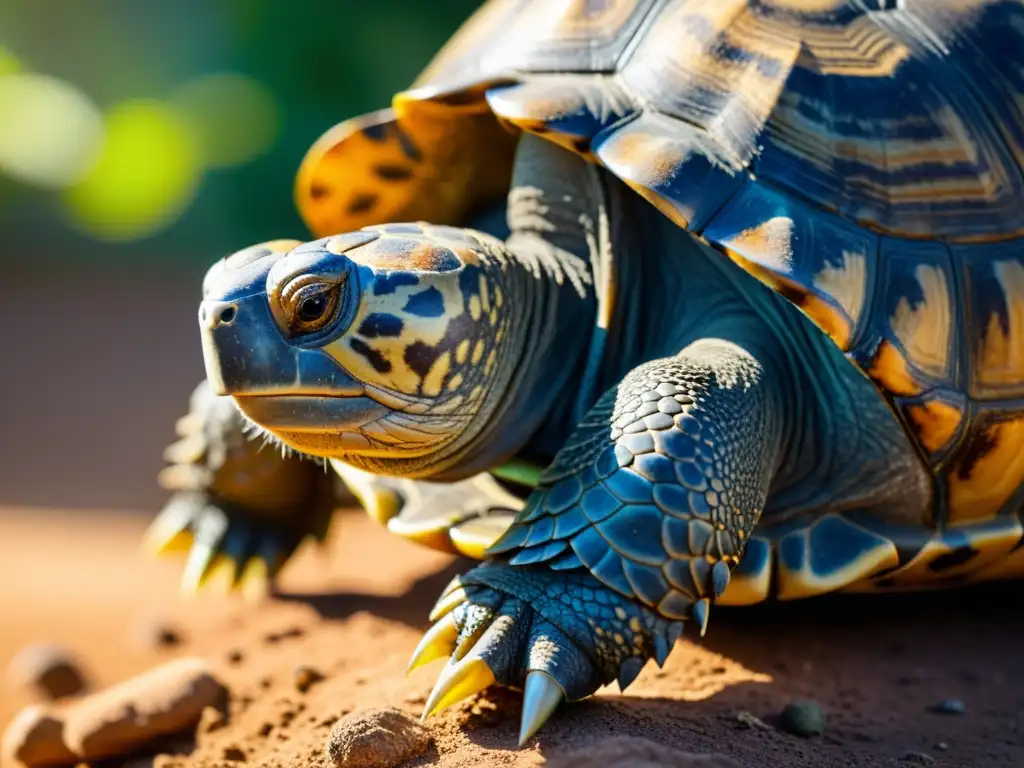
[325,708,432,768]
[935,742,948,751]
[930,698,966,715]
[900,752,935,765]
[7,643,89,700]
[0,704,78,767]
[222,744,246,762]
[778,700,826,738]
[403,692,426,705]
[226,649,245,665]
[134,617,184,649]
[733,711,770,730]
[63,656,228,761]
[294,665,325,693]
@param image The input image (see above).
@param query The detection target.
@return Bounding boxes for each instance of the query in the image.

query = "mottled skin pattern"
[148,0,1024,745]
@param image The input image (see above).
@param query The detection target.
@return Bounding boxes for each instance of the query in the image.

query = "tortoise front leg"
[146,380,339,598]
[410,339,786,742]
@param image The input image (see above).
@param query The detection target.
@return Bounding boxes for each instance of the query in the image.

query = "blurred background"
[0,0,480,511]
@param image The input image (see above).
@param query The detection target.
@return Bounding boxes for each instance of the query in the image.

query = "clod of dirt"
[293,665,325,694]
[7,643,89,700]
[929,699,966,715]
[778,700,827,737]
[324,707,432,768]
[0,704,77,767]
[62,656,228,761]
[134,616,185,649]
[544,736,741,768]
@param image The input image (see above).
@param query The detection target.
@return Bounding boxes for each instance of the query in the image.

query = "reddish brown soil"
[2,505,1023,768]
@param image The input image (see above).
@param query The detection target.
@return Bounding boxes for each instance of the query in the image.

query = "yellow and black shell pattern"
[296,0,1024,600]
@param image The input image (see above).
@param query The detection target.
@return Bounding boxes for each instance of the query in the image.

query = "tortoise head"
[199,225,514,474]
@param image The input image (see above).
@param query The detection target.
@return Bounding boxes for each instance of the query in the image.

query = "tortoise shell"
[295,0,1024,600]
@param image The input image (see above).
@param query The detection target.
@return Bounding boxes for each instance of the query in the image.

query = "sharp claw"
[421,656,495,720]
[437,575,465,602]
[428,586,468,622]
[407,614,458,674]
[180,541,219,595]
[617,656,646,692]
[203,554,238,594]
[693,598,710,637]
[238,557,271,602]
[518,670,564,746]
[141,505,194,557]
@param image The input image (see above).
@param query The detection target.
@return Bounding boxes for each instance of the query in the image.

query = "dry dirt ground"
[2,505,1023,768]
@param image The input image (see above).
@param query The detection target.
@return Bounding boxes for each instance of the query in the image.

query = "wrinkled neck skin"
[435,231,597,481]
[341,138,606,481]
[338,225,597,482]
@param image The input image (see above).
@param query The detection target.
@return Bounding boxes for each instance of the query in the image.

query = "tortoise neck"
[428,226,598,481]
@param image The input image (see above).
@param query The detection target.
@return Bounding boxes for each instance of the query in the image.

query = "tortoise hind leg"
[147,380,338,600]
[411,339,787,743]
[331,461,525,559]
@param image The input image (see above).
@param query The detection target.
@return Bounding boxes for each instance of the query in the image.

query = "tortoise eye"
[298,292,329,323]
[288,283,340,335]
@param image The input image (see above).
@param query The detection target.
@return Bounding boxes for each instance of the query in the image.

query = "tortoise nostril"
[218,306,237,324]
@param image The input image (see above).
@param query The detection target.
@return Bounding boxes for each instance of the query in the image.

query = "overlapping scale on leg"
[488,357,770,633]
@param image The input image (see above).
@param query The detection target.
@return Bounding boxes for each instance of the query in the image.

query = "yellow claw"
[407,613,458,674]
[437,575,465,602]
[238,558,271,603]
[141,509,194,558]
[202,554,238,595]
[420,656,495,720]
[180,541,219,596]
[428,586,468,622]
[518,670,564,746]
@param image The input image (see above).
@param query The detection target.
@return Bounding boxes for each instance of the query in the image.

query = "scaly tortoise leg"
[146,379,339,599]
[410,339,784,742]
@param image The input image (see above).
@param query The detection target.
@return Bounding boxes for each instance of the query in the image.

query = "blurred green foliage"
[0,0,480,267]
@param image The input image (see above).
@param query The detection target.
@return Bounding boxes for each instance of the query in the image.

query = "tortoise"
[148,0,1024,744]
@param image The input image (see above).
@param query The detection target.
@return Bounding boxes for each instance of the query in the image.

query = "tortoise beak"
[197,250,388,435]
